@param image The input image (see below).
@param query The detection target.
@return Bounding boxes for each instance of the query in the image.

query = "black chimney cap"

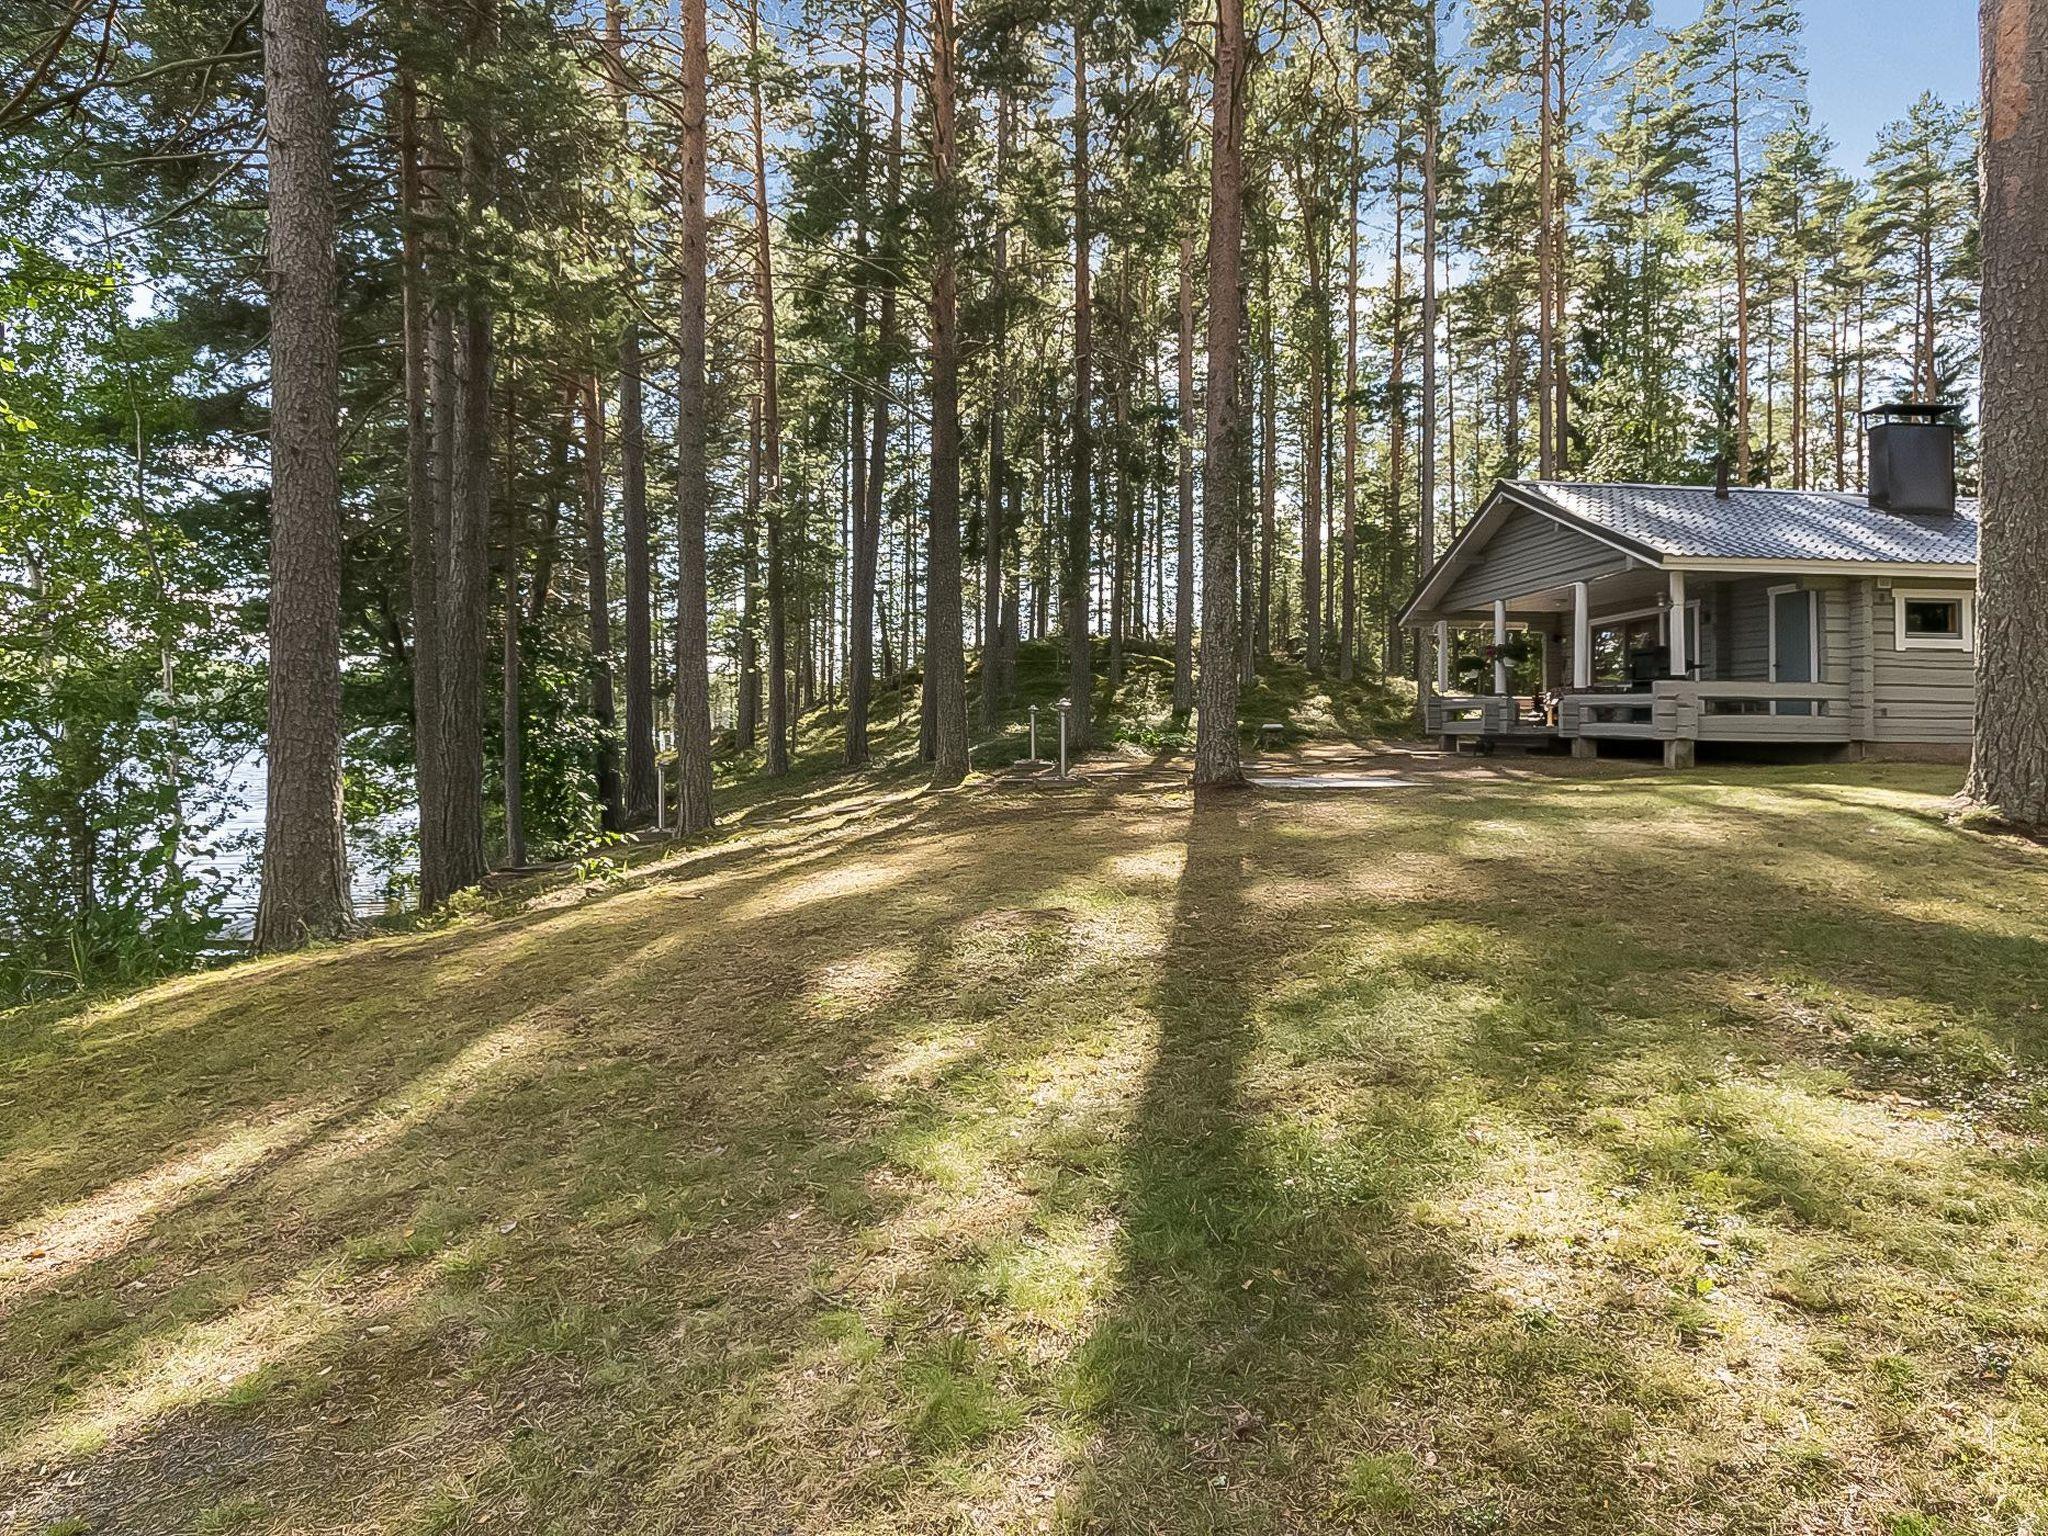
[1861,400,1956,425]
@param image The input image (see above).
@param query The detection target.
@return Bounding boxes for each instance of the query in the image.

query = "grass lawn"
[5,657,2048,1534]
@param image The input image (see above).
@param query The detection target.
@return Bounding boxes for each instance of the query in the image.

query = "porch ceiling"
[1431,564,1671,626]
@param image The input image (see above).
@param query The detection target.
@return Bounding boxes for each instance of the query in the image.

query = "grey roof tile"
[1510,480,1979,566]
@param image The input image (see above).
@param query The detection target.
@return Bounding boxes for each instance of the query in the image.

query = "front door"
[1770,586,1815,715]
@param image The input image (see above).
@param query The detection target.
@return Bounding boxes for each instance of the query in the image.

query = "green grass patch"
[4,687,2047,1533]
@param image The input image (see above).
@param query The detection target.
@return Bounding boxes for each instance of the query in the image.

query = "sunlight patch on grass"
[268,1020,560,1191]
[3,1255,447,1472]
[727,850,925,923]
[0,1100,335,1316]
[811,946,919,1024]
[865,1029,985,1097]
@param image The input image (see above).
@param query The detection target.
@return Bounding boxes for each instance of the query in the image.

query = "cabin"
[1398,406,1980,767]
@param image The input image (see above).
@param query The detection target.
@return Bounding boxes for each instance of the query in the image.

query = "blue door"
[1771,588,1815,715]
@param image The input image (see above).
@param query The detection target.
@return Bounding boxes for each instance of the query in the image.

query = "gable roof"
[1400,479,1979,626]
[1507,480,1980,566]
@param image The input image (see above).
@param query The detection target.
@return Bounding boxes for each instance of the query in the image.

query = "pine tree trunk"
[1067,9,1094,748]
[255,0,351,949]
[581,376,624,829]
[1341,87,1359,683]
[1174,225,1196,712]
[1108,259,1130,688]
[1551,8,1569,468]
[396,69,442,905]
[1193,0,1246,790]
[847,1,904,767]
[739,404,760,748]
[1299,191,1323,674]
[926,0,969,786]
[1966,0,2048,828]
[1258,235,1274,660]
[1386,153,1406,674]
[525,391,568,623]
[980,93,1010,727]
[750,0,789,778]
[502,413,525,869]
[1418,1,1440,691]
[618,326,655,819]
[1731,45,1752,482]
[672,0,714,834]
[424,5,496,906]
[604,3,656,823]
[1536,0,1556,478]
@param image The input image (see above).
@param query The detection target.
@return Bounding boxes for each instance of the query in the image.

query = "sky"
[1652,0,1979,172]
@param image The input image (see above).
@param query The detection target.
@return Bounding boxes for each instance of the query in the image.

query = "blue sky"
[1651,0,1979,171]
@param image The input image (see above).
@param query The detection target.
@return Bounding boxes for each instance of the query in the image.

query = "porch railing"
[1427,680,1853,744]
[1651,680,1853,742]
[1424,693,1516,736]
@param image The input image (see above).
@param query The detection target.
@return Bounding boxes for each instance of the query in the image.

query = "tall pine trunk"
[1298,186,1323,674]
[926,0,968,786]
[604,3,656,823]
[847,1,905,766]
[672,0,714,834]
[1536,0,1556,478]
[427,0,496,903]
[396,69,442,902]
[1386,152,1406,674]
[1418,0,1440,690]
[1067,9,1093,747]
[502,408,525,869]
[1340,84,1359,682]
[748,0,788,777]
[1730,44,1752,482]
[739,406,760,747]
[1257,231,1274,660]
[1966,0,2048,828]
[1194,0,1246,790]
[980,93,1011,726]
[581,376,624,828]
[255,0,351,948]
[1174,224,1196,713]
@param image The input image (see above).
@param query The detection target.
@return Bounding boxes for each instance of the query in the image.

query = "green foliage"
[0,236,237,1000]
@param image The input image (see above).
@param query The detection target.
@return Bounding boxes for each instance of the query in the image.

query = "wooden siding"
[1716,575,1850,686]
[1724,578,1771,680]
[1871,577,1977,743]
[1848,579,1876,739]
[1437,501,1633,610]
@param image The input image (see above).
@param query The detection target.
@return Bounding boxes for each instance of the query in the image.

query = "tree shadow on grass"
[0,791,1193,1533]
[1059,798,1476,1530]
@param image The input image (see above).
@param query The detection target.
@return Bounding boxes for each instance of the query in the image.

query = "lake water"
[198,753,418,938]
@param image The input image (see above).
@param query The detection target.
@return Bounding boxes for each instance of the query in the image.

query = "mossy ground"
[5,647,2047,1534]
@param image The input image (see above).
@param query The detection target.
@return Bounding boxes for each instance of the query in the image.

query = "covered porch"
[1414,564,1852,768]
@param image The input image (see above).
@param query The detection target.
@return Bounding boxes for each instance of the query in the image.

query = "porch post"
[1492,600,1509,695]
[1571,581,1591,689]
[1434,620,1450,690]
[1668,570,1689,677]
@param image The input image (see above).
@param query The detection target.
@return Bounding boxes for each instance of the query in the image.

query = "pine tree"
[1967,0,2048,829]
[254,0,351,949]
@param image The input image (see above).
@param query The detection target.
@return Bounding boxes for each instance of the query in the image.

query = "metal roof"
[1506,480,1980,566]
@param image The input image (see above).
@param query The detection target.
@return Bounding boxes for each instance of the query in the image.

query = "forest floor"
[6,648,2048,1535]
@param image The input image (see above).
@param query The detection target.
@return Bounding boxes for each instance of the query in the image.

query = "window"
[1893,589,1973,652]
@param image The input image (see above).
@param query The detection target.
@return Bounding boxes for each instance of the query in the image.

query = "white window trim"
[1893,588,1974,652]
[1767,583,1820,716]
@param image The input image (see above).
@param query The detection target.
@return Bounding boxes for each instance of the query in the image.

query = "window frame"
[1892,588,1974,653]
